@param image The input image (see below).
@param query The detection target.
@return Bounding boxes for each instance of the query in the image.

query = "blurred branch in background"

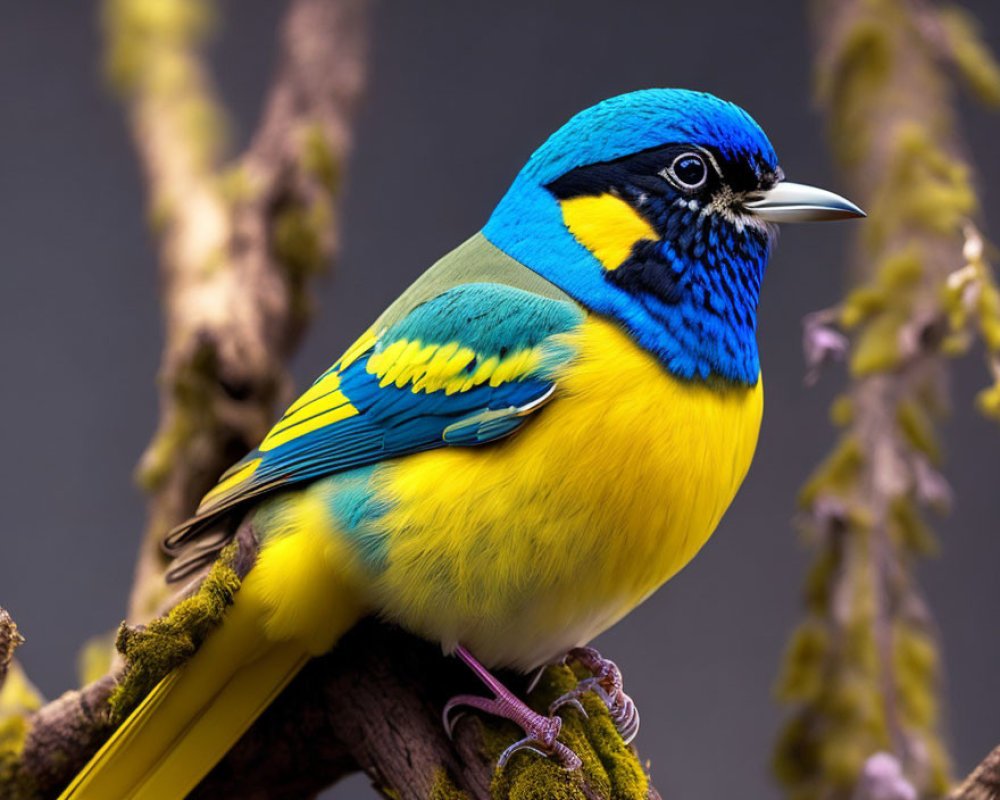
[775,1,1000,799]
[102,0,369,623]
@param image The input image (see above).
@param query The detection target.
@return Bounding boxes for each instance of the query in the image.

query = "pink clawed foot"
[550,646,640,744]
[443,645,583,770]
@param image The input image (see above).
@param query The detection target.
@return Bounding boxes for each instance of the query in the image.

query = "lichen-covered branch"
[104,0,370,623]
[774,2,1000,799]
[4,520,658,799]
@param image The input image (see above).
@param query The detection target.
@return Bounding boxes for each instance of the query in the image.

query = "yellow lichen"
[774,622,828,703]
[799,435,863,508]
[821,19,893,165]
[301,124,340,193]
[888,499,938,556]
[429,768,472,800]
[895,399,941,462]
[849,311,904,375]
[272,201,332,279]
[102,0,215,95]
[829,394,854,428]
[892,624,938,728]
[462,665,649,800]
[939,6,1000,106]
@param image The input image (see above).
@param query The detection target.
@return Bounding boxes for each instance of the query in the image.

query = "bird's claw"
[550,646,640,744]
[499,735,583,771]
[443,692,581,769]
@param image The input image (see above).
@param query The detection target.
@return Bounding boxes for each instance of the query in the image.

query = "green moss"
[301,124,340,193]
[467,665,648,800]
[429,768,471,800]
[823,19,893,165]
[896,399,941,462]
[977,281,1000,351]
[889,499,938,556]
[102,0,215,95]
[177,94,228,170]
[775,622,829,703]
[939,6,1000,106]
[879,249,924,290]
[135,411,194,491]
[976,381,1000,421]
[799,435,863,508]
[272,200,331,278]
[849,311,904,375]
[866,125,976,249]
[802,550,837,616]
[828,394,853,428]
[108,542,242,723]
[217,164,256,206]
[840,286,886,329]
[893,624,938,728]
[0,661,44,800]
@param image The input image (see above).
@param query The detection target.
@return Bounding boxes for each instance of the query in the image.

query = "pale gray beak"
[744,181,865,223]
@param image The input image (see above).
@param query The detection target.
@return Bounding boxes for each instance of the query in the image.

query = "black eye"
[668,153,708,189]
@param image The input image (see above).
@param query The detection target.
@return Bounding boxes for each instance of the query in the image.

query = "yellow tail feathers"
[61,522,364,800]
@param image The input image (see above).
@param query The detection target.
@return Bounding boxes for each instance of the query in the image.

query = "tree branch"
[775,1,1000,798]
[107,0,370,622]
[0,610,23,690]
[950,746,1000,800]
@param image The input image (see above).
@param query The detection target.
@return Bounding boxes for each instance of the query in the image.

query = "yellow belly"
[367,316,763,670]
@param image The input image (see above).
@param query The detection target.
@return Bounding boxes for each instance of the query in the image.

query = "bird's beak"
[744,181,865,223]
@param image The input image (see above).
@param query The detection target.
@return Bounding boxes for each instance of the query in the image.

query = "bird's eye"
[667,153,708,189]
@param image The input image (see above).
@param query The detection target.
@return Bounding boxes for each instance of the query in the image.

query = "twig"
[950,746,1000,800]
[0,609,23,690]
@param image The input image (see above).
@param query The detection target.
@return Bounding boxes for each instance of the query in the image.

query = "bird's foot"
[550,646,640,744]
[444,645,582,770]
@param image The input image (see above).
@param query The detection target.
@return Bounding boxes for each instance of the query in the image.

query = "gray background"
[1,2,998,798]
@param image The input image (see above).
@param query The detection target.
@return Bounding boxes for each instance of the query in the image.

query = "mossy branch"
[776,1,1000,798]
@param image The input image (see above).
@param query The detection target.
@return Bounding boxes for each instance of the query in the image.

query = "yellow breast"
[368,316,764,669]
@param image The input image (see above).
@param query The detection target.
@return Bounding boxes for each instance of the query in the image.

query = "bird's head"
[483,89,863,385]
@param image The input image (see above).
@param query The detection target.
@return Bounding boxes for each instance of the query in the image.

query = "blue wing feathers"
[165,284,583,551]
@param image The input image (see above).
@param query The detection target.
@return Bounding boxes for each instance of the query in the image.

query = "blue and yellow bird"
[62,88,862,797]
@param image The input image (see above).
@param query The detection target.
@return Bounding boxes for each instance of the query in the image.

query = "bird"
[61,88,863,798]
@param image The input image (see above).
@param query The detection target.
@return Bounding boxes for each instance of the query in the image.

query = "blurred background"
[0,2,998,797]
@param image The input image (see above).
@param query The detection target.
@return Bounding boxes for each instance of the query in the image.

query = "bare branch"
[950,746,1000,800]
[0,609,23,690]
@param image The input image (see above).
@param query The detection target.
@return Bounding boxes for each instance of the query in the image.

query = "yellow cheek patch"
[366,338,544,394]
[558,193,659,270]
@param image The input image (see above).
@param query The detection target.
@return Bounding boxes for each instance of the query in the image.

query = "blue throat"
[481,89,778,387]
[483,200,769,386]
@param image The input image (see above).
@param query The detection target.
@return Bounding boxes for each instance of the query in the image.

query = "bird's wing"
[165,281,584,554]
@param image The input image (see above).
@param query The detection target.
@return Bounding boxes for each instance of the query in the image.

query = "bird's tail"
[60,523,362,800]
